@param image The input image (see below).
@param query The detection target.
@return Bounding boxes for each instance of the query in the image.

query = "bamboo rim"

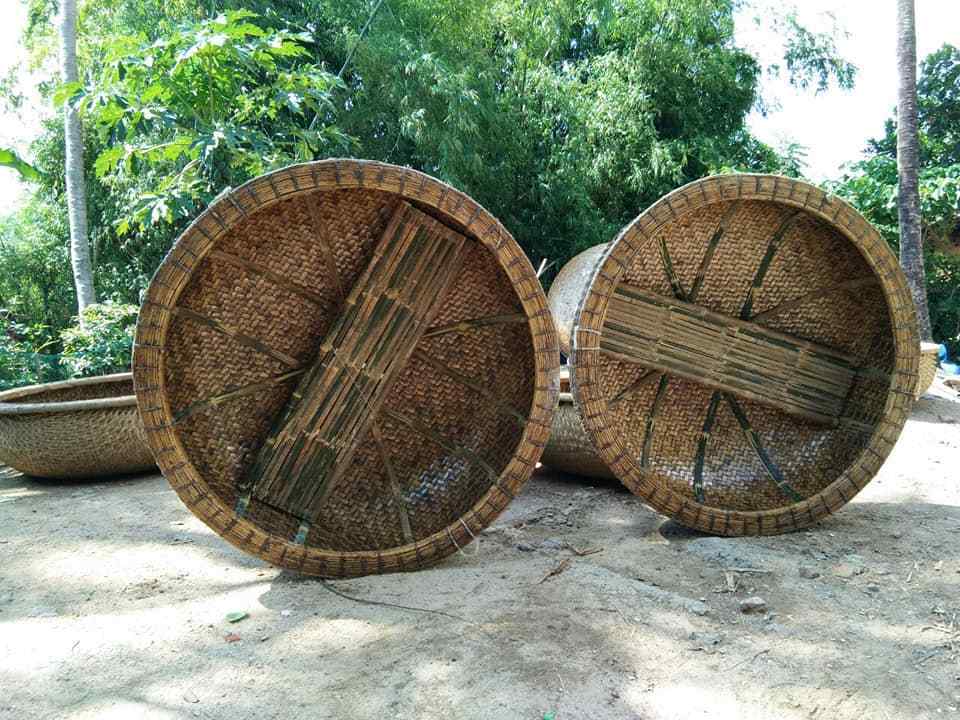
[0,373,137,416]
[571,174,919,535]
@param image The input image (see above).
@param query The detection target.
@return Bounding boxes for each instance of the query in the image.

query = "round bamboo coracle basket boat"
[0,373,156,479]
[553,174,919,535]
[915,342,940,399]
[134,159,559,577]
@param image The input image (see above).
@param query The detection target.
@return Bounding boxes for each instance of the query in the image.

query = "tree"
[59,0,97,322]
[831,45,960,355]
[896,0,932,339]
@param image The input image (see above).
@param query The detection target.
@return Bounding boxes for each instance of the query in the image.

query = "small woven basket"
[0,373,156,479]
[916,342,940,398]
[556,174,919,536]
[135,159,558,578]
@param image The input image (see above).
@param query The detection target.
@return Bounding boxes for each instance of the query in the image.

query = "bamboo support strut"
[600,283,859,425]
[172,369,308,424]
[749,277,879,323]
[247,202,469,519]
[371,422,415,544]
[724,393,803,502]
[423,313,527,339]
[209,249,331,307]
[412,349,528,427]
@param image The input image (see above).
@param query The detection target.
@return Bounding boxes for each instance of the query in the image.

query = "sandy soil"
[1,379,959,720]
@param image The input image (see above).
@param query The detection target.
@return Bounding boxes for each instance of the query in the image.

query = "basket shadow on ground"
[3,457,960,718]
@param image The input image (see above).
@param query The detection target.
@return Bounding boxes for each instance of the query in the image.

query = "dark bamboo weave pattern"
[134,159,558,577]
[563,175,919,535]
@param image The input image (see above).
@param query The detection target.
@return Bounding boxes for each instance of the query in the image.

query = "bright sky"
[0,1,957,213]
[740,0,960,181]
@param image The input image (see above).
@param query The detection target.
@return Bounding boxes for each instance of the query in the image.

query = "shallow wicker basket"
[553,174,919,536]
[0,373,156,479]
[916,342,940,398]
[134,159,558,578]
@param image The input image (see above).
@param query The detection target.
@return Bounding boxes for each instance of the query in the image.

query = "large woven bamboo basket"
[134,159,558,578]
[0,373,156,479]
[916,342,940,398]
[555,174,919,536]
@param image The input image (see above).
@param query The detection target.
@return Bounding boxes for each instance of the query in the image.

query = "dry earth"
[1,379,959,720]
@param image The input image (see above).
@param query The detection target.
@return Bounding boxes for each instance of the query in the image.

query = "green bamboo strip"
[423,313,527,339]
[247,202,469,519]
[641,374,670,468]
[749,277,880,323]
[693,391,723,502]
[371,422,415,544]
[173,306,301,368]
[740,211,802,319]
[724,393,803,502]
[209,249,330,306]
[173,368,308,424]
[688,202,740,301]
[658,237,687,300]
[381,407,500,483]
[411,349,528,427]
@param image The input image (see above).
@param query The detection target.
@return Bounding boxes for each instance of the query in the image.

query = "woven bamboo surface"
[566,174,919,535]
[916,342,940,399]
[134,159,558,577]
[0,373,156,479]
[549,244,608,357]
[540,367,614,480]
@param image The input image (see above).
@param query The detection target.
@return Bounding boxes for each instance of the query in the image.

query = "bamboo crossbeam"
[247,202,468,519]
[600,283,859,425]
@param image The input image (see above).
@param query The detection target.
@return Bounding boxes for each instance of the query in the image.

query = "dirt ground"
[2,379,959,720]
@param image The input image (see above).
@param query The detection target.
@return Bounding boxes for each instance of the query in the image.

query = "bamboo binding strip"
[0,373,156,479]
[134,159,558,577]
[555,174,919,535]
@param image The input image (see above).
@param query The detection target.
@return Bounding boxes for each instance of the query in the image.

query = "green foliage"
[1,0,863,380]
[80,9,350,235]
[830,44,960,355]
[331,0,853,276]
[0,310,66,391]
[777,11,856,93]
[0,196,76,333]
[59,302,139,377]
[927,253,960,355]
[0,147,42,182]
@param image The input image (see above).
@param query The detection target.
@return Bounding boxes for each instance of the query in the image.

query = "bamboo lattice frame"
[134,159,558,577]
[569,174,919,535]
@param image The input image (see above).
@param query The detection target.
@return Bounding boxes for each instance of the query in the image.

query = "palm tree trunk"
[896,0,932,340]
[59,0,96,323]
